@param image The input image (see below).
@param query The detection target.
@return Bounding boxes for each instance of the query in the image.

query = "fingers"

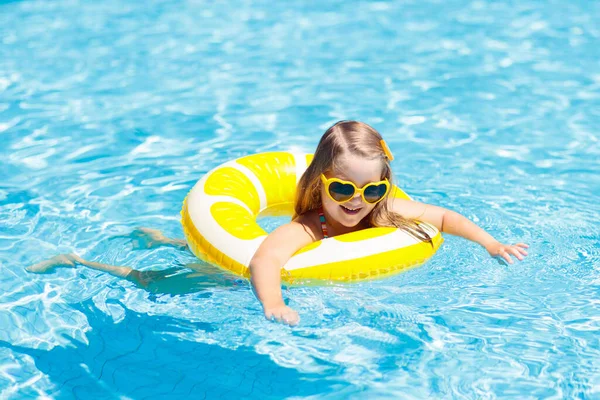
[496,243,530,265]
[514,243,529,256]
[507,246,524,261]
[282,313,300,326]
[499,250,513,264]
[264,307,300,326]
[277,310,299,326]
[264,310,276,322]
[516,247,528,256]
[510,243,529,258]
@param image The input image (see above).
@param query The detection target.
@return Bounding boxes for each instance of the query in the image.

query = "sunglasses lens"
[328,181,355,202]
[363,184,388,203]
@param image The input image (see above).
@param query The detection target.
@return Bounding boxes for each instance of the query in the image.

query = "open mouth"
[340,205,361,215]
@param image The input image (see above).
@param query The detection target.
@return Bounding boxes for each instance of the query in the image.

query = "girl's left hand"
[485,242,529,264]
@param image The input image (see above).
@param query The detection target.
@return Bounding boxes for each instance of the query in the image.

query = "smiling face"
[321,153,386,229]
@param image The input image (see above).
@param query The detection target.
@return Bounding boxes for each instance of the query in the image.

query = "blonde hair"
[294,120,432,244]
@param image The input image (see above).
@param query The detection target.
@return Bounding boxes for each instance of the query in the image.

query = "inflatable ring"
[181,152,443,283]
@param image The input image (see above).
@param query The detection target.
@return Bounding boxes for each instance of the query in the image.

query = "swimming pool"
[1,0,599,398]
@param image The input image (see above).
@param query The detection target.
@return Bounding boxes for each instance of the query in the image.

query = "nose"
[348,190,363,205]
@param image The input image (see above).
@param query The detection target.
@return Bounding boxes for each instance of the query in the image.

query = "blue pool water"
[1,0,599,398]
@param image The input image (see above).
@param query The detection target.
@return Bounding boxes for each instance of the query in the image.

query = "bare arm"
[249,216,317,325]
[391,198,528,264]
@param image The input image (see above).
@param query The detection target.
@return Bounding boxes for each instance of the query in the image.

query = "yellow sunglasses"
[320,174,390,204]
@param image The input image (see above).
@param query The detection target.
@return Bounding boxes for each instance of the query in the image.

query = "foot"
[26,253,78,274]
[129,227,184,250]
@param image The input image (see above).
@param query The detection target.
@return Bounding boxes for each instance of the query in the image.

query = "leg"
[27,256,239,295]
[27,228,188,289]
[113,227,188,251]
[26,253,159,288]
[27,253,133,278]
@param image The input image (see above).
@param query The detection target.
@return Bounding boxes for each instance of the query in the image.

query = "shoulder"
[262,210,321,247]
[251,211,320,264]
[388,197,428,219]
[388,197,447,229]
[292,209,322,241]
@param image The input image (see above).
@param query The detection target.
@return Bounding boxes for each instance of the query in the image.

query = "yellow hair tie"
[380,140,394,161]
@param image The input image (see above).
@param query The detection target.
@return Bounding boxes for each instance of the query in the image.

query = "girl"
[28,121,528,326]
[248,121,528,326]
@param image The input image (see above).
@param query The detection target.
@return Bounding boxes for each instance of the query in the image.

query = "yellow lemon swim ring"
[181,152,443,283]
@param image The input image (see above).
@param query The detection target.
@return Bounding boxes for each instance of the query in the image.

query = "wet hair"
[294,120,432,243]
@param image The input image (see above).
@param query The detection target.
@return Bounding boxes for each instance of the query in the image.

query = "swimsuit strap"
[318,207,329,239]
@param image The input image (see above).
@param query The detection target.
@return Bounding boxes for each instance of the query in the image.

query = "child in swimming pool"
[27,120,528,325]
[248,121,528,325]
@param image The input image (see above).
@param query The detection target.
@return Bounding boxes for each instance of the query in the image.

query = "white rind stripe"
[292,152,308,184]
[283,224,438,270]
[187,170,266,266]
[226,161,268,211]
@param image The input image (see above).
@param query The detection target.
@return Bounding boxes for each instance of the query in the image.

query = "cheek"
[321,192,337,210]
[321,192,347,217]
[320,187,334,205]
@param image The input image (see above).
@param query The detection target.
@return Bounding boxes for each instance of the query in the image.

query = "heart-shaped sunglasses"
[320,174,390,205]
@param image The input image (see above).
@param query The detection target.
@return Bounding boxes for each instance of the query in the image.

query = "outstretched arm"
[391,198,529,264]
[249,218,316,325]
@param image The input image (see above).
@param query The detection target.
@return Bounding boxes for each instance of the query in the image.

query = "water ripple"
[1,0,599,398]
